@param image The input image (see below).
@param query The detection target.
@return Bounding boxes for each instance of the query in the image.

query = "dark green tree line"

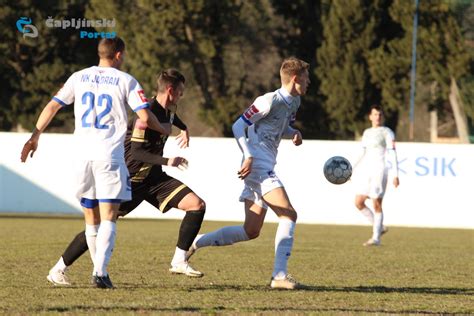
[1,0,472,141]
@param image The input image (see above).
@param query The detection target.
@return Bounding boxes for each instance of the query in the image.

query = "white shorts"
[74,160,131,202]
[353,165,388,199]
[239,168,284,208]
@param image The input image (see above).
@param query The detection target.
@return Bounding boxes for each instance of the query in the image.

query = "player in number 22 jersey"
[21,38,168,289]
[55,63,150,162]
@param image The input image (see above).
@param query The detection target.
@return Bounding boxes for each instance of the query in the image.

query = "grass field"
[0,214,472,315]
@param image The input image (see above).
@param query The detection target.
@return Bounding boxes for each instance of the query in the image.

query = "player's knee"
[278,208,297,222]
[181,194,206,211]
[372,201,383,212]
[355,199,366,210]
[196,198,206,211]
[245,227,261,240]
[187,198,205,212]
[291,211,298,222]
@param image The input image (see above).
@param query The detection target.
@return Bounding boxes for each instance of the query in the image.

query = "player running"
[186,57,310,290]
[21,38,169,288]
[46,69,207,286]
[352,105,400,246]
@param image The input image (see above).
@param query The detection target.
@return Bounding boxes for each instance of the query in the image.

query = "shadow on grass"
[44,306,203,313]
[42,282,474,296]
[187,284,474,296]
[42,305,465,315]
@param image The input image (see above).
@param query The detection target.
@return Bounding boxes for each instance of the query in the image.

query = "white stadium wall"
[0,132,473,229]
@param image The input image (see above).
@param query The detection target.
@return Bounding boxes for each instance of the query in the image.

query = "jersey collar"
[277,87,295,106]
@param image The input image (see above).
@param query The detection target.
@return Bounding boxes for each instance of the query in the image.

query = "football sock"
[94,220,116,277]
[360,207,374,224]
[62,230,88,267]
[272,218,295,279]
[52,256,67,272]
[85,224,99,265]
[195,226,249,248]
[171,247,187,266]
[176,210,205,251]
[372,212,383,241]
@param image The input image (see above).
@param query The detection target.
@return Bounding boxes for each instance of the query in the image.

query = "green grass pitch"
[0,214,472,314]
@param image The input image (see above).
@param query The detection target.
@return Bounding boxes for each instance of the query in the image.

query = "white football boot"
[270,274,302,290]
[47,268,71,286]
[169,263,203,278]
[363,238,381,246]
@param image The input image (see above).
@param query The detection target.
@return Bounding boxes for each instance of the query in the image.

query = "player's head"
[280,57,310,96]
[156,69,186,107]
[369,105,384,127]
[98,37,126,69]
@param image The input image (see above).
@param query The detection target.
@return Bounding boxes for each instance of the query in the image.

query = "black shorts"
[118,172,193,217]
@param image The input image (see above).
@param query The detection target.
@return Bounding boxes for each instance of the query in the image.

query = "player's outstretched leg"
[47,231,89,286]
[186,200,265,261]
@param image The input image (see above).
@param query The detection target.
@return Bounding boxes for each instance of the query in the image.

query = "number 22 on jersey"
[81,91,112,129]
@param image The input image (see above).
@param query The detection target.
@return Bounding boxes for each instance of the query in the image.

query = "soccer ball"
[323,156,352,185]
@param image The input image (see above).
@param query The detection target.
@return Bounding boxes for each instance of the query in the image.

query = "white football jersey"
[241,88,300,169]
[53,66,148,162]
[360,126,396,167]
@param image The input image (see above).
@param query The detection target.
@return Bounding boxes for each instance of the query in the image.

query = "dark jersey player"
[47,69,206,287]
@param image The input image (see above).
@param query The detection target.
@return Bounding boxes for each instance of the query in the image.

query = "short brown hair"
[156,69,186,93]
[370,105,384,114]
[98,37,125,59]
[280,57,309,84]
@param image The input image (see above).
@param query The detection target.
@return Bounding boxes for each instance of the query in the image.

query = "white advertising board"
[1,132,472,229]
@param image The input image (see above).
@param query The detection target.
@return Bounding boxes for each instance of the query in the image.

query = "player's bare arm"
[21,100,62,162]
[136,108,171,135]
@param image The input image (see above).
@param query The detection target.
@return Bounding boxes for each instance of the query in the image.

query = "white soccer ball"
[323,156,352,185]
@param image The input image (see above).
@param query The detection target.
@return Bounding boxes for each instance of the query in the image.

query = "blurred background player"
[352,105,400,246]
[186,57,310,290]
[21,37,169,288]
[46,69,206,286]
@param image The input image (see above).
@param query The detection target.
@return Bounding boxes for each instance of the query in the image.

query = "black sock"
[62,231,89,266]
[177,209,205,251]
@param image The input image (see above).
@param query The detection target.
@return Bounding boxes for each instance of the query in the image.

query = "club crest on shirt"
[243,104,259,120]
[137,89,147,103]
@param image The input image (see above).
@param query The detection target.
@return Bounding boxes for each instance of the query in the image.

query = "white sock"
[272,218,295,279]
[52,256,67,272]
[372,212,383,242]
[94,220,116,277]
[85,224,99,266]
[195,226,249,248]
[360,207,374,224]
[171,247,187,266]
